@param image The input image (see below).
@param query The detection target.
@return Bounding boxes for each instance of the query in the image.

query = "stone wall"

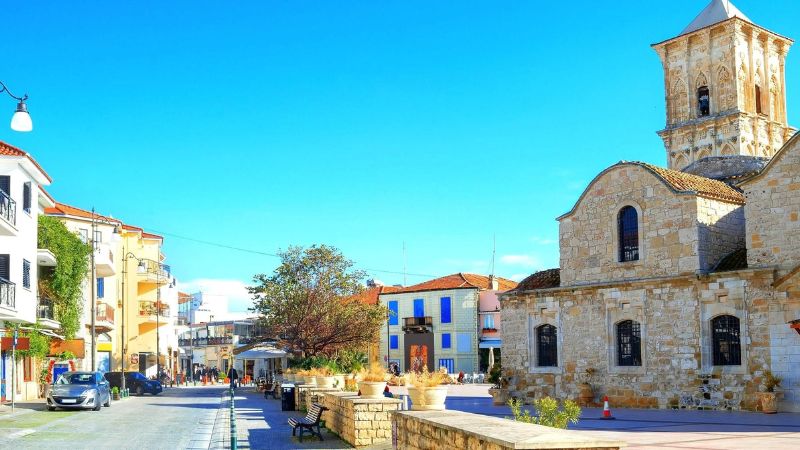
[743,134,800,268]
[696,197,745,271]
[501,269,800,412]
[559,164,700,285]
[304,387,341,412]
[392,410,623,450]
[321,392,401,448]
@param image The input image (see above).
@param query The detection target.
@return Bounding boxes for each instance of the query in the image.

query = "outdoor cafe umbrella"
[488,346,495,369]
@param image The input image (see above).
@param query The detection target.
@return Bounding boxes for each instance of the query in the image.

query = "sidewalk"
[223,387,350,450]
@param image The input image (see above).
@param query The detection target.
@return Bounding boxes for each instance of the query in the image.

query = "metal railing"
[0,278,15,309]
[141,259,171,280]
[178,336,233,347]
[96,302,115,323]
[0,190,16,226]
[37,297,55,320]
[403,316,433,328]
[138,301,170,318]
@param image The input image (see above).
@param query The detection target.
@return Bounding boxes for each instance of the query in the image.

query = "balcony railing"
[37,297,55,320]
[0,190,16,226]
[0,278,15,309]
[142,260,171,280]
[96,302,115,323]
[402,316,433,332]
[138,301,170,318]
[178,336,233,347]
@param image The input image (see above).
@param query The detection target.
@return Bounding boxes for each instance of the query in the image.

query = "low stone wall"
[321,392,402,448]
[392,410,625,450]
[304,387,341,411]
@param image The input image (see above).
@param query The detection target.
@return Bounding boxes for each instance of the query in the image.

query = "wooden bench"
[288,403,328,442]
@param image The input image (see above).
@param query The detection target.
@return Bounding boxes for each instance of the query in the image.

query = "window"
[97,278,105,299]
[78,228,89,243]
[23,356,32,382]
[712,315,741,366]
[483,314,495,329]
[618,206,639,262]
[755,85,763,114]
[616,320,642,366]
[536,324,558,367]
[22,259,30,289]
[697,86,710,117]
[22,182,31,213]
[440,297,451,324]
[441,333,451,349]
[387,301,398,325]
[94,230,103,244]
[0,254,9,280]
[413,299,425,318]
[456,333,471,353]
[438,359,455,374]
[389,335,399,350]
[0,175,9,195]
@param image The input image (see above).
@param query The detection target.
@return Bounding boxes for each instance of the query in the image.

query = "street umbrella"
[488,346,495,370]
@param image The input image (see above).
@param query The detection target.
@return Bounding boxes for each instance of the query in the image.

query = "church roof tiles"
[634,162,745,204]
[508,269,560,293]
[382,273,517,295]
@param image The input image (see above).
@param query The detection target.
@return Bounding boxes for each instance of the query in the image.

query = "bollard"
[230,389,238,450]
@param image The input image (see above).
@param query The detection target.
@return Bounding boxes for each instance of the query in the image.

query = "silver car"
[47,371,111,411]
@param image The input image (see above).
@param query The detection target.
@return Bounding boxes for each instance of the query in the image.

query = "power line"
[147,228,439,279]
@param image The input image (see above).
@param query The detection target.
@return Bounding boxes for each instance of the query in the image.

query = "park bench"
[288,403,328,442]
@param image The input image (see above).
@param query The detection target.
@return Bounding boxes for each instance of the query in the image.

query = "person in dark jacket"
[227,367,239,390]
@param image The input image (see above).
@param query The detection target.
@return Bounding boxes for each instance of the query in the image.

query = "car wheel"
[93,403,102,411]
[47,406,56,411]
[136,386,145,396]
[104,395,111,407]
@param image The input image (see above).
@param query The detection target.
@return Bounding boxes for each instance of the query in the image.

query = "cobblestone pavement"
[227,387,350,450]
[0,386,224,449]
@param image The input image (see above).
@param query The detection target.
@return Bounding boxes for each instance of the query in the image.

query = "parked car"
[104,371,163,396]
[47,371,111,411]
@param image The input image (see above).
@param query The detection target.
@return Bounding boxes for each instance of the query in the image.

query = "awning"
[234,347,287,360]
[479,339,502,349]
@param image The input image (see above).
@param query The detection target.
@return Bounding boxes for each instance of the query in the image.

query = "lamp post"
[0,81,32,132]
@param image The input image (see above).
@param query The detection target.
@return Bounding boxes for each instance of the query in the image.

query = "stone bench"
[392,410,625,450]
[321,391,402,448]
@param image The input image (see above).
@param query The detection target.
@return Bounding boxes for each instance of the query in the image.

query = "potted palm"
[758,370,782,414]
[487,364,509,405]
[406,366,449,410]
[111,386,121,401]
[314,366,336,388]
[357,364,389,399]
[284,368,295,383]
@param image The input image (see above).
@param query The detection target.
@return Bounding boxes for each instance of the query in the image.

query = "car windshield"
[56,373,96,385]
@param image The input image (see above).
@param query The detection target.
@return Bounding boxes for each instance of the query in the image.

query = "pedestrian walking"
[227,366,239,390]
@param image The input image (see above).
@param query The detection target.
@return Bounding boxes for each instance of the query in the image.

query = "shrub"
[507,397,581,429]
[488,363,502,387]
[763,370,782,392]
[405,366,449,389]
[358,363,389,382]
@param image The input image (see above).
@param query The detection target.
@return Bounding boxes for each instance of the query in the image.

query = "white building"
[0,140,55,401]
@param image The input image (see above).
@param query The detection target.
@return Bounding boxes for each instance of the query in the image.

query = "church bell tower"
[652,0,795,170]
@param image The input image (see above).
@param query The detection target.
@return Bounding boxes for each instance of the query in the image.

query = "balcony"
[96,302,115,330]
[37,297,61,329]
[138,301,170,324]
[0,278,15,312]
[402,316,433,333]
[138,260,170,285]
[178,336,233,347]
[94,244,115,277]
[0,190,16,235]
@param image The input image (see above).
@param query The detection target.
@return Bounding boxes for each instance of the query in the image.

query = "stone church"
[500,0,800,412]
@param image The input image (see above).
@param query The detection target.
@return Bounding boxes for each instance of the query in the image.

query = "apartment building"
[0,140,55,401]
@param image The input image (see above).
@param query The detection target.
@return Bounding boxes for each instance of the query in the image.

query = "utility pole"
[90,208,97,371]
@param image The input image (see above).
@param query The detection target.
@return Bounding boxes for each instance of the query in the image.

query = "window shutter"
[413,299,425,318]
[440,297,451,323]
[0,254,9,280]
[22,259,30,289]
[388,301,399,326]
[22,182,31,212]
[0,176,9,195]
[97,278,105,299]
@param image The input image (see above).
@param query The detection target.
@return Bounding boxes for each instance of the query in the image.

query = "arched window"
[697,86,710,117]
[755,85,763,115]
[616,320,642,366]
[536,324,558,367]
[618,206,639,262]
[712,315,741,366]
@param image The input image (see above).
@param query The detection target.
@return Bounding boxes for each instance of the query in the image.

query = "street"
[0,386,225,450]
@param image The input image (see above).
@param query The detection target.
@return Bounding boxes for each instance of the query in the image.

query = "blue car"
[105,371,163,396]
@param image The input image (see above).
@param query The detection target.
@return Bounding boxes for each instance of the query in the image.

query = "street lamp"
[121,249,146,393]
[0,81,32,132]
[122,252,163,381]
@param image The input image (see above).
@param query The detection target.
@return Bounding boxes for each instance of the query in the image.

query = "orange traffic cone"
[202,376,207,386]
[601,395,615,420]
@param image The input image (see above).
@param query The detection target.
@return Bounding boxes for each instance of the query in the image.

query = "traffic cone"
[601,395,615,420]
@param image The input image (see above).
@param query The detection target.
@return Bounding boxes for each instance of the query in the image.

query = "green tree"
[37,215,91,339]
[249,245,387,357]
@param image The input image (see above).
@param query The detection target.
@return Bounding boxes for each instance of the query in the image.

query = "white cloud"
[510,273,529,282]
[500,254,540,268]
[530,236,557,246]
[177,278,253,313]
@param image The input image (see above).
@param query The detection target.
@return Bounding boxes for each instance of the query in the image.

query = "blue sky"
[4,1,798,310]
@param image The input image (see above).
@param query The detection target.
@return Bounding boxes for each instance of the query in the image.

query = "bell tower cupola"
[652,0,795,170]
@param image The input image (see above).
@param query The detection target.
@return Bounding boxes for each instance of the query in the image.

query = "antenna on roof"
[402,241,407,287]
